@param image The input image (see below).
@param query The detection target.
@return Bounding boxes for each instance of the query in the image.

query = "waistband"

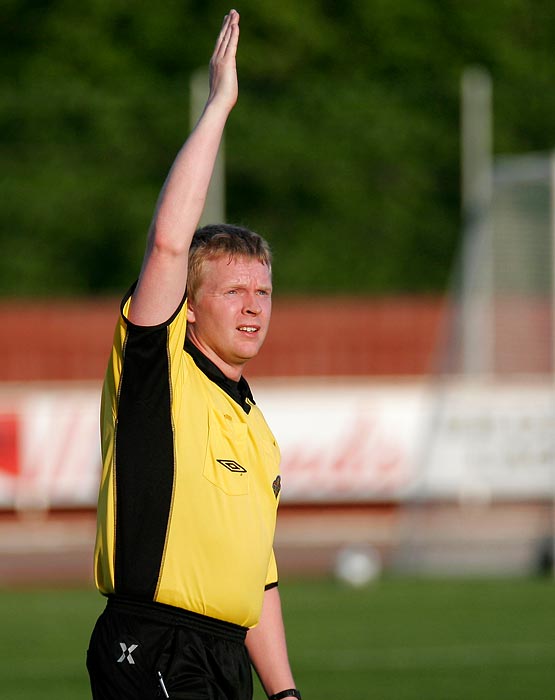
[106,596,248,643]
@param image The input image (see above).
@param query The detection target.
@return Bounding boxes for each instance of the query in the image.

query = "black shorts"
[87,597,252,700]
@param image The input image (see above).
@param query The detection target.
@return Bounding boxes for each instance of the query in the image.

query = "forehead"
[200,254,272,288]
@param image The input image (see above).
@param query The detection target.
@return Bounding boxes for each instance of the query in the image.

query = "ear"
[186,301,196,323]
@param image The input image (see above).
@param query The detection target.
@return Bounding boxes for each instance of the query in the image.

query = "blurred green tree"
[1,0,554,296]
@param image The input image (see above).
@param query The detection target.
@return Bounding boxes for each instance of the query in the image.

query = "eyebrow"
[225,281,272,291]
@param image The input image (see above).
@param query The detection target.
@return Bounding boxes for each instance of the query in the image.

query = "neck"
[186,331,244,382]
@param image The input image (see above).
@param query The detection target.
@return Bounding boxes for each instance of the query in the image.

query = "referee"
[87,11,300,700]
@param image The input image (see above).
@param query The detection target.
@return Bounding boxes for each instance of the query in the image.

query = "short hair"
[187,224,272,300]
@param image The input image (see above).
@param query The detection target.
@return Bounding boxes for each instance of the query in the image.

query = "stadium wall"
[0,294,446,511]
[0,297,553,579]
[0,296,445,381]
[1,296,553,510]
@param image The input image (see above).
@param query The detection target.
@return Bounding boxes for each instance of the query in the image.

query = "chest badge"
[272,475,281,498]
[217,459,247,473]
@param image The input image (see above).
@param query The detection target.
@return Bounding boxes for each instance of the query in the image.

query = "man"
[87,11,300,700]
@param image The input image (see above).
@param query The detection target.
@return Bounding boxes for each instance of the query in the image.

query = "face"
[186,255,272,380]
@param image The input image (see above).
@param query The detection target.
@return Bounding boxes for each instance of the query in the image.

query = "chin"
[239,338,264,354]
[239,351,261,363]
[236,346,263,363]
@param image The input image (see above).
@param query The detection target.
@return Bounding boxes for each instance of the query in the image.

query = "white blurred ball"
[334,546,382,587]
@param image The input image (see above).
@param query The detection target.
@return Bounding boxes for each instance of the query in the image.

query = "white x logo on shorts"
[117,642,138,664]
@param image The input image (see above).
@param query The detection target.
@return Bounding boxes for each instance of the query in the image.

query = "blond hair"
[187,224,272,300]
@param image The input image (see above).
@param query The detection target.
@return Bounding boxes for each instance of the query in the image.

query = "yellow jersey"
[94,286,281,628]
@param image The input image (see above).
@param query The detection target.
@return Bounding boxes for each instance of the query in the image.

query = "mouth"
[237,325,260,334]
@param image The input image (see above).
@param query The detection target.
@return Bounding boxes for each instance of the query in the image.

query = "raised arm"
[129,10,240,326]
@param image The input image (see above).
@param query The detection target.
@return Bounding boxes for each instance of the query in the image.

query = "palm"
[208,11,240,110]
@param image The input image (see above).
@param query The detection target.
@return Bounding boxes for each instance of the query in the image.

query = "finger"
[222,21,239,59]
[214,11,236,58]
[213,14,230,55]
[217,11,239,59]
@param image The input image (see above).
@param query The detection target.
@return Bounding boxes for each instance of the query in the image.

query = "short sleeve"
[264,548,278,589]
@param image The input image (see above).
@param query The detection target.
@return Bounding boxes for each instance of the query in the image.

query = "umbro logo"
[217,459,247,473]
[117,642,138,664]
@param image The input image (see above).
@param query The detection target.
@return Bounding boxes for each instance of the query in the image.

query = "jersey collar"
[184,337,255,414]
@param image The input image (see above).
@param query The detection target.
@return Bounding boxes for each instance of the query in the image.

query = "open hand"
[208,10,240,113]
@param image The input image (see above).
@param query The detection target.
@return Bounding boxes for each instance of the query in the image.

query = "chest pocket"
[203,409,250,496]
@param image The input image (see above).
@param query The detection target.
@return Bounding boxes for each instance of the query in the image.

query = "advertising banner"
[0,379,554,509]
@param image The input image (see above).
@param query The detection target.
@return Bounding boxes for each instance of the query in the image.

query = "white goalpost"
[394,67,555,576]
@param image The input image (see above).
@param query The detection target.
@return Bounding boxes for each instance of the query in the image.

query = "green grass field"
[1,576,554,699]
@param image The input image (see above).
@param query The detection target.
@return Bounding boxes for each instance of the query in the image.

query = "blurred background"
[2,1,555,698]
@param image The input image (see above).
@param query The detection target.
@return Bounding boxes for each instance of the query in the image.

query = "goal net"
[394,151,555,576]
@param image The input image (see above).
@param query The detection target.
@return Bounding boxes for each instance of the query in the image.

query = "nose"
[243,292,262,316]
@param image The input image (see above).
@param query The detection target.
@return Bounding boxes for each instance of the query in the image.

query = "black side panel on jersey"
[114,324,174,600]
